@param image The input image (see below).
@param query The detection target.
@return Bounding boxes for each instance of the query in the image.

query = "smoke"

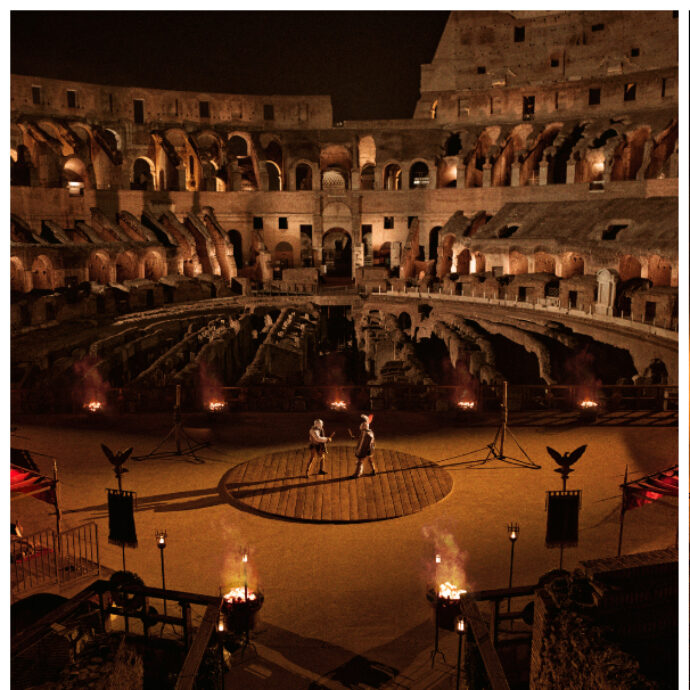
[219,523,257,593]
[422,525,470,590]
[197,360,223,405]
[73,356,110,404]
[564,345,601,399]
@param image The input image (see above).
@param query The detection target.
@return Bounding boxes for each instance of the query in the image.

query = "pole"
[499,381,508,457]
[617,465,628,557]
[507,540,515,619]
[160,548,167,616]
[456,629,462,690]
[175,385,182,454]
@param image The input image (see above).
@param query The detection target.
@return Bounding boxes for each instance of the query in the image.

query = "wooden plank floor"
[221,446,453,523]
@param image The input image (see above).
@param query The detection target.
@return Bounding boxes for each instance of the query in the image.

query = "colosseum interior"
[10,11,681,689]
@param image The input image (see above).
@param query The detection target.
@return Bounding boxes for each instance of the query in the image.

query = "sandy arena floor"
[11,411,678,686]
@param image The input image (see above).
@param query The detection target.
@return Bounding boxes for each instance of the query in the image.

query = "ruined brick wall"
[529,566,672,689]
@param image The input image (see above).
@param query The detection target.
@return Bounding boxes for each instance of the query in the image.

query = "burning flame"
[223,587,257,604]
[329,400,348,410]
[438,582,467,600]
[208,400,226,412]
[579,400,598,409]
[457,401,476,410]
[84,401,103,413]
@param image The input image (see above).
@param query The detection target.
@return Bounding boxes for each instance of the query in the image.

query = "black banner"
[546,490,581,548]
[107,489,137,548]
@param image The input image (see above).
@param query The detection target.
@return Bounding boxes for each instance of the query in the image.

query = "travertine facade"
[9,10,678,383]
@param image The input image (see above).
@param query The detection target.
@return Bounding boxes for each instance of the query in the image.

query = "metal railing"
[11,383,678,416]
[11,522,100,595]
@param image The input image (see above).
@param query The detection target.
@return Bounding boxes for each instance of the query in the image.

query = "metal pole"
[617,465,628,556]
[160,547,167,616]
[456,630,462,690]
[507,540,515,613]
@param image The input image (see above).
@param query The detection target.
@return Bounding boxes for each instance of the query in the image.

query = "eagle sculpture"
[101,444,133,480]
[546,445,587,486]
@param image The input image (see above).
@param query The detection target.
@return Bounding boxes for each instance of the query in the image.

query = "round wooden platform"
[219,446,453,523]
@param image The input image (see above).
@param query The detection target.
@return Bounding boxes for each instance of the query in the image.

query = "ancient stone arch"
[115,251,139,282]
[131,157,155,191]
[647,254,672,287]
[534,251,556,274]
[409,160,431,189]
[88,251,111,284]
[508,249,528,275]
[31,254,55,290]
[11,256,26,292]
[273,241,294,269]
[142,250,166,281]
[383,162,402,190]
[561,252,585,278]
[618,255,642,282]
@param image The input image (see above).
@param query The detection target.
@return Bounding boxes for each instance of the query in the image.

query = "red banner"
[622,465,678,511]
[10,465,57,505]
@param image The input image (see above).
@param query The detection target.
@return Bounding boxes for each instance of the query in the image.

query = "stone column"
[175,165,186,191]
[510,161,521,186]
[482,162,492,188]
[350,169,360,190]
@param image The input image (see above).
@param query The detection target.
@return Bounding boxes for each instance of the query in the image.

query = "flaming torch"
[578,398,599,422]
[84,400,104,413]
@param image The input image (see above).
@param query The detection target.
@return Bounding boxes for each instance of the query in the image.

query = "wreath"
[109,570,146,612]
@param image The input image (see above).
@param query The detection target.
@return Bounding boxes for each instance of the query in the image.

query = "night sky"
[11,11,449,121]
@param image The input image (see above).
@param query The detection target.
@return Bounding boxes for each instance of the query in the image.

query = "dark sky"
[11,11,449,121]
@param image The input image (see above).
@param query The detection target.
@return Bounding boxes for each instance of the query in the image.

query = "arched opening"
[383,164,401,190]
[273,241,294,270]
[266,160,282,191]
[31,255,54,290]
[11,145,32,186]
[228,230,243,269]
[360,164,375,190]
[398,311,412,332]
[88,252,111,285]
[11,257,25,292]
[561,252,585,279]
[509,250,528,275]
[534,252,556,274]
[358,135,376,168]
[647,255,672,287]
[228,135,248,157]
[63,157,88,189]
[143,251,165,281]
[455,248,471,275]
[471,252,486,274]
[131,157,154,191]
[437,234,455,278]
[296,163,313,190]
[409,161,430,189]
[323,228,352,278]
[300,231,313,267]
[444,133,462,156]
[618,255,642,282]
[428,226,441,261]
[322,169,347,190]
[116,252,138,282]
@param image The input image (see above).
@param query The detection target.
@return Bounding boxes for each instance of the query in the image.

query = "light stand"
[430,554,446,668]
[506,523,519,628]
[156,530,168,632]
[454,616,466,690]
[133,385,209,464]
[442,382,541,470]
